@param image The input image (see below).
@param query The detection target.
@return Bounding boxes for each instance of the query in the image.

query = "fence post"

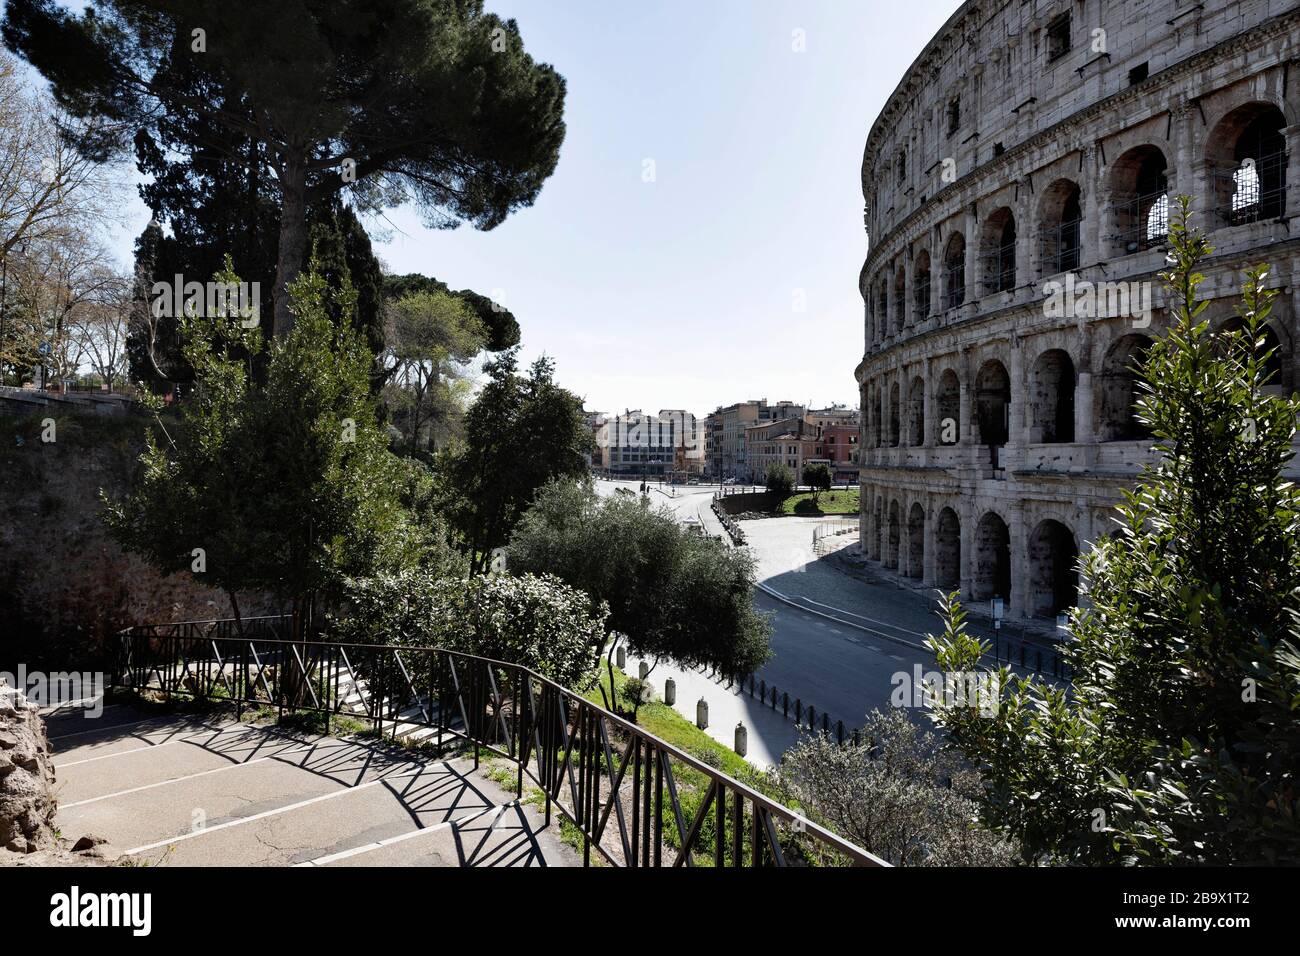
[782,692,789,717]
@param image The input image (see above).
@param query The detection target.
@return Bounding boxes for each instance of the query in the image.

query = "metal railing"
[1110,190,1169,253]
[1211,152,1288,227]
[111,619,885,868]
[812,519,859,553]
[1038,219,1081,275]
[989,631,1072,681]
[913,278,930,319]
[942,263,965,310]
[980,243,1017,294]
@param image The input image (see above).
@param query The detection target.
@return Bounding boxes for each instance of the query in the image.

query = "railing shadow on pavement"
[109,618,889,868]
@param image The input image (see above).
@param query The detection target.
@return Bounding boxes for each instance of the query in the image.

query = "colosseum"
[855,0,1300,622]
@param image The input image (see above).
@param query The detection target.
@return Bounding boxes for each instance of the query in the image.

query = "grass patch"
[778,488,860,516]
[587,666,754,780]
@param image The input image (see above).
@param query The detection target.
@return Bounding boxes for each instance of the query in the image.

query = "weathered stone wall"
[0,411,276,666]
[856,1,1300,621]
[0,679,55,854]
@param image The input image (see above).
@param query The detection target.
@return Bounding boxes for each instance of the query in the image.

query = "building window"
[946,97,961,138]
[1046,13,1071,63]
[1128,62,1149,86]
[897,149,907,186]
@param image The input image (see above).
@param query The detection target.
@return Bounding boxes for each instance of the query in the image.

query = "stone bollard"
[616,645,626,670]
[734,722,748,757]
[638,660,649,680]
[664,678,676,706]
[696,697,709,730]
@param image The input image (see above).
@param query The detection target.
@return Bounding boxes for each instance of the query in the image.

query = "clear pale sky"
[110,1,963,416]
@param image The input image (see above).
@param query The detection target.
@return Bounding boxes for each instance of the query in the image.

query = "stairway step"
[314,801,576,868]
[129,757,509,866]
[56,723,317,804]
[43,703,181,742]
[50,714,236,764]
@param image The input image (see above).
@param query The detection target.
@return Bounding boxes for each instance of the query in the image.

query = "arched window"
[1111,146,1168,254]
[981,208,1017,293]
[1207,103,1288,226]
[1039,179,1082,274]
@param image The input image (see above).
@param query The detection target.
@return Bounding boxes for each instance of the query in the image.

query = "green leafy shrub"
[777,709,1019,867]
[333,570,607,689]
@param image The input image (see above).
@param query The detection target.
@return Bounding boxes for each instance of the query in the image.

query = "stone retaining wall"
[0,680,55,854]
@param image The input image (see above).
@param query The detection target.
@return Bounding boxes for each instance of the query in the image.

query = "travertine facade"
[856,0,1300,620]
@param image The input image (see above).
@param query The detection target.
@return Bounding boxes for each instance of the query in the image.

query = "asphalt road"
[590,477,940,765]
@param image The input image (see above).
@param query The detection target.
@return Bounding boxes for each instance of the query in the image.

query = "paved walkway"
[45,703,578,867]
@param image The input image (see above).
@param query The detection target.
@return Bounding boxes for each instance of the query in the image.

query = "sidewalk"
[619,650,800,769]
[696,494,729,540]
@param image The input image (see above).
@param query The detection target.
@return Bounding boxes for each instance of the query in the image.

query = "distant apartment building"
[584,410,608,470]
[807,404,860,429]
[597,409,704,477]
[704,399,806,479]
[744,416,825,485]
[821,423,860,484]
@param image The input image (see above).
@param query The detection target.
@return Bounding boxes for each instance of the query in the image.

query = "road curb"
[754,583,934,656]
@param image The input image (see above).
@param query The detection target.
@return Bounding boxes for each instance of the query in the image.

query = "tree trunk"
[273,155,308,339]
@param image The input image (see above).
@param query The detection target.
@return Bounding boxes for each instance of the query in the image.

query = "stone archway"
[1206,102,1288,226]
[914,249,932,319]
[1110,145,1168,254]
[870,495,883,560]
[975,359,1011,446]
[886,500,902,569]
[934,507,960,588]
[935,368,960,444]
[1039,178,1082,274]
[1028,519,1079,617]
[943,232,966,309]
[888,381,901,446]
[1097,333,1154,441]
[980,207,1017,294]
[1030,348,1076,443]
[972,511,1011,603]
[907,502,925,579]
[908,375,925,446]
